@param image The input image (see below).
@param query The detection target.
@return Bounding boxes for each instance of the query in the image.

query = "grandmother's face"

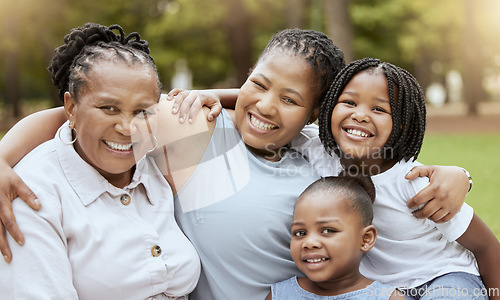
[64,61,159,187]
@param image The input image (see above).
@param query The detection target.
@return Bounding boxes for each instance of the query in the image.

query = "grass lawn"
[419,133,500,238]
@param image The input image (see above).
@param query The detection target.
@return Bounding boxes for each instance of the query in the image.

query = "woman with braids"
[0,29,472,299]
[0,23,200,299]
[317,58,500,299]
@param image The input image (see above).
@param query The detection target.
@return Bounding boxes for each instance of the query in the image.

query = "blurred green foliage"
[1,0,500,109]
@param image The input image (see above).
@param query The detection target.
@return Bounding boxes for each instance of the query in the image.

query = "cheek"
[289,240,301,260]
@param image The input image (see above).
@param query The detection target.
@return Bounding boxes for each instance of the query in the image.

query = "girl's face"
[235,52,320,161]
[331,71,393,163]
[290,192,367,290]
[65,61,159,187]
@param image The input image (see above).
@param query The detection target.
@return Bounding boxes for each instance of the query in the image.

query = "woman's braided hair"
[48,23,161,102]
[319,57,426,162]
[257,28,346,107]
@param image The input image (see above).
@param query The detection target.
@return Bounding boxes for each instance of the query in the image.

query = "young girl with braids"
[317,58,500,299]
[0,29,473,299]
[0,23,201,299]
[267,175,404,300]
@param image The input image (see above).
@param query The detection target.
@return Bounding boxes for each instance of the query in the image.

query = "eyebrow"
[97,98,156,110]
[341,91,389,104]
[292,219,341,227]
[255,73,304,102]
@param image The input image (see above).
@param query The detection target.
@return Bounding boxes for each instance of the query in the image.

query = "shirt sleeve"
[435,203,474,242]
[0,192,78,299]
[406,162,474,242]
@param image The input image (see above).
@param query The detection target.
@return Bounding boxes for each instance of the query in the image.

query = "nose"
[351,107,370,123]
[115,114,137,136]
[255,93,277,116]
[303,233,322,249]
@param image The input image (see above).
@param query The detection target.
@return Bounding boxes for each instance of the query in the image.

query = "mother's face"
[64,61,159,187]
[234,53,320,161]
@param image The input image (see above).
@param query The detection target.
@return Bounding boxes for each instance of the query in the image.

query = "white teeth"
[104,140,133,151]
[250,114,277,131]
[347,128,370,137]
[306,258,327,263]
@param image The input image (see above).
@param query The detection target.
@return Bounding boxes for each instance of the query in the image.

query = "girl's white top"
[292,124,479,288]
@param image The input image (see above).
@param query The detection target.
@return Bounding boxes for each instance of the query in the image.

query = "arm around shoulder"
[0,106,67,167]
[456,213,500,299]
[0,107,65,262]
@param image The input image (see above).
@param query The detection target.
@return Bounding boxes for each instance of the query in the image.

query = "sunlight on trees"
[2,0,500,123]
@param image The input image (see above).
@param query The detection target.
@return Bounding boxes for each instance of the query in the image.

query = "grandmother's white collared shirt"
[0,123,200,300]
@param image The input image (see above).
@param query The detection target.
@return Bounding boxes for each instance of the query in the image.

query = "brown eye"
[293,230,306,237]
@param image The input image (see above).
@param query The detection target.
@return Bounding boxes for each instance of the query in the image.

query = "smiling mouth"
[345,128,373,138]
[304,257,329,263]
[249,114,278,131]
[103,140,133,151]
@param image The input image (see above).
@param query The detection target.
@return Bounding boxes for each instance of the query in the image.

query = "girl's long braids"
[319,57,426,162]
[48,23,161,102]
[257,28,346,107]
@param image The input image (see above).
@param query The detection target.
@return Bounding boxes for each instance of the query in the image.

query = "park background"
[1,0,499,237]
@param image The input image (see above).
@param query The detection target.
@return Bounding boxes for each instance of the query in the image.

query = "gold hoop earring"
[147,136,158,153]
[58,123,77,145]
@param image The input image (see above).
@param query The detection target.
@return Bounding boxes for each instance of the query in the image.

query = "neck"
[104,170,134,189]
[299,271,373,296]
[340,155,397,176]
[246,144,287,162]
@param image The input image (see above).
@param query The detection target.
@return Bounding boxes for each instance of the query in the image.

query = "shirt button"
[151,245,162,257]
[120,194,131,206]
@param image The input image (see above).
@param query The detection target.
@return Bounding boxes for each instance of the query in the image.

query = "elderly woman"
[0,23,200,299]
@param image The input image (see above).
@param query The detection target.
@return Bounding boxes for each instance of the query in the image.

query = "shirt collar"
[55,122,169,207]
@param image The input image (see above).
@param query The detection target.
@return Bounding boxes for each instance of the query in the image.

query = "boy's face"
[290,191,367,286]
[331,71,393,162]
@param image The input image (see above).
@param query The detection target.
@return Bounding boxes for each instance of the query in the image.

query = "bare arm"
[0,107,67,166]
[456,213,500,299]
[0,106,66,262]
[405,165,470,223]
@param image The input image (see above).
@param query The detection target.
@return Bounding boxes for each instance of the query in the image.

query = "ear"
[308,106,320,124]
[360,224,377,253]
[64,92,77,129]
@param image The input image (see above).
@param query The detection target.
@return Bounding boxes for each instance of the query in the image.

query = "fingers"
[414,206,450,223]
[170,91,190,117]
[187,100,203,123]
[411,199,438,219]
[407,183,436,210]
[0,199,23,260]
[0,225,12,263]
[207,102,222,122]
[16,182,40,210]
[405,165,433,180]
[178,91,199,123]
[166,88,184,100]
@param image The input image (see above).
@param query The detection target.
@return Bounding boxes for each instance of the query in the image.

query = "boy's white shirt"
[291,124,478,288]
